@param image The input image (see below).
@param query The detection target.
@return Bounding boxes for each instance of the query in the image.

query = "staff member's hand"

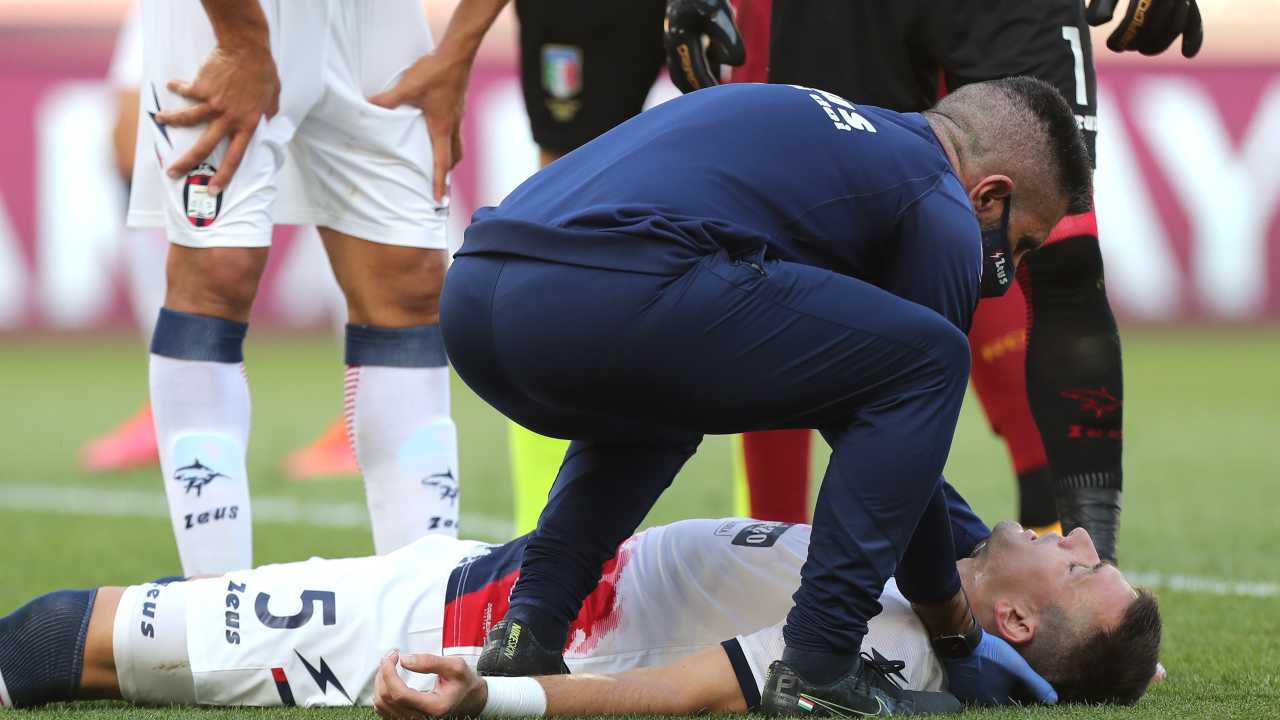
[1086,0,1204,58]
[369,49,471,205]
[373,650,487,719]
[156,42,279,195]
[942,631,1059,706]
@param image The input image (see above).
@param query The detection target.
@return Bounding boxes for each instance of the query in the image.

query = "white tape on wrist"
[480,676,548,717]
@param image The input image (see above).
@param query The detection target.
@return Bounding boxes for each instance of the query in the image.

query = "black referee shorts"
[515,0,666,155]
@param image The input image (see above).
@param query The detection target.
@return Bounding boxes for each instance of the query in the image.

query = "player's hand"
[155,43,280,195]
[664,0,746,94]
[1086,0,1204,58]
[373,650,488,719]
[369,49,473,204]
[941,631,1059,706]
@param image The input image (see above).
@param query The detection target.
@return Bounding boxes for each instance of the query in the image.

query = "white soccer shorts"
[127,0,447,250]
[112,535,483,707]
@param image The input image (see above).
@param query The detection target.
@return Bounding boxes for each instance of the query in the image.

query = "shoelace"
[860,650,909,691]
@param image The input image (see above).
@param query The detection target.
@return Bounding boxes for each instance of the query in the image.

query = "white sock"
[150,354,252,574]
[346,364,458,552]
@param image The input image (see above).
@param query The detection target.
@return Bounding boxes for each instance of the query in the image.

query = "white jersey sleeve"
[724,579,946,707]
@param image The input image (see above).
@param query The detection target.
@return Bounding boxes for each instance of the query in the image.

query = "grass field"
[2,329,1278,718]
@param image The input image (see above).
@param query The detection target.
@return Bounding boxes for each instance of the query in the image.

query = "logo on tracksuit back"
[183,163,222,227]
[174,458,227,496]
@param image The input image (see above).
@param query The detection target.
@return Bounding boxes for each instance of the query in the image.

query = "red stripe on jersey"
[442,543,633,653]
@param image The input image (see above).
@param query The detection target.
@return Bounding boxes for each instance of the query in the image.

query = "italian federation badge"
[542,44,583,122]
[183,163,222,227]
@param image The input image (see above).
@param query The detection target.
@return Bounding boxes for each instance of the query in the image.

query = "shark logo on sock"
[174,459,228,496]
[423,468,459,505]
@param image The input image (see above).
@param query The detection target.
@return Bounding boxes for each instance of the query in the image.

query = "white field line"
[1125,570,1279,599]
[2,483,1277,599]
[0,482,512,541]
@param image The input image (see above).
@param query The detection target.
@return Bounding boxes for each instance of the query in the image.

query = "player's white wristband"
[480,677,547,717]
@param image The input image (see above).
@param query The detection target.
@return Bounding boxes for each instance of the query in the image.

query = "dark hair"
[1041,588,1163,705]
[992,76,1094,214]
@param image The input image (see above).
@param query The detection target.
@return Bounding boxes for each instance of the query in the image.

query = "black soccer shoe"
[761,653,962,716]
[475,619,570,677]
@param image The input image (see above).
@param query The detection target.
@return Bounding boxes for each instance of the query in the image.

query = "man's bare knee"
[164,246,268,321]
[344,248,446,326]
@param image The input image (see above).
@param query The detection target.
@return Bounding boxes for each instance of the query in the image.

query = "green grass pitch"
[1,329,1277,718]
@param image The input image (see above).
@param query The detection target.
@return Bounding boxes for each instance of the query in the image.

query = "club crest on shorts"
[183,163,222,227]
[542,44,582,122]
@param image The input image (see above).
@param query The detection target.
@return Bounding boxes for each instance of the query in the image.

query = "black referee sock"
[0,588,97,708]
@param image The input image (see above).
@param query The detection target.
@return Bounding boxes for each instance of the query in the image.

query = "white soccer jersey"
[128,0,447,249]
[114,519,943,707]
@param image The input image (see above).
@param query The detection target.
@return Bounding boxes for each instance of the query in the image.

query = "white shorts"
[112,535,484,707]
[127,0,448,250]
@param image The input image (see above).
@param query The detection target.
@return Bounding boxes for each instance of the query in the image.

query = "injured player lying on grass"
[0,518,1159,713]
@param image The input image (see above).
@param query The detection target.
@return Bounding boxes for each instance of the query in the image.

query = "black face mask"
[979,197,1014,298]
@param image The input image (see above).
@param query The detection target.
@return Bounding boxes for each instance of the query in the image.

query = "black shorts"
[768,0,1097,159]
[515,0,666,155]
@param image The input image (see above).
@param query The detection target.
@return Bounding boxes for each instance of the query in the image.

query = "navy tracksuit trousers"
[441,247,971,652]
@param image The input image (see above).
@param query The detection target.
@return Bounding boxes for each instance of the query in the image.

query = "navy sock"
[504,603,569,652]
[150,308,248,362]
[0,589,97,708]
[782,646,860,685]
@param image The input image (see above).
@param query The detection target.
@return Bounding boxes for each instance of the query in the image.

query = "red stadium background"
[0,1,1277,329]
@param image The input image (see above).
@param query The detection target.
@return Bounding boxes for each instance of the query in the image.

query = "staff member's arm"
[372,647,746,718]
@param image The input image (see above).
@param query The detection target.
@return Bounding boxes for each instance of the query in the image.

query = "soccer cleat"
[762,653,961,716]
[475,619,569,677]
[283,416,359,481]
[80,403,159,472]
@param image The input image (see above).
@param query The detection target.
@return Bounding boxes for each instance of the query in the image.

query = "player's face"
[971,521,1135,635]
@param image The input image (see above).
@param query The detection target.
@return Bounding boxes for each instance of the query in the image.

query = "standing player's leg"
[966,281,1058,531]
[322,234,459,550]
[279,1,459,552]
[129,1,297,575]
[150,246,264,575]
[738,430,812,522]
[507,0,667,534]
[942,0,1122,561]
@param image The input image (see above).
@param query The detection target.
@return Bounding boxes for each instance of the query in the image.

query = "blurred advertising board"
[0,4,1277,328]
